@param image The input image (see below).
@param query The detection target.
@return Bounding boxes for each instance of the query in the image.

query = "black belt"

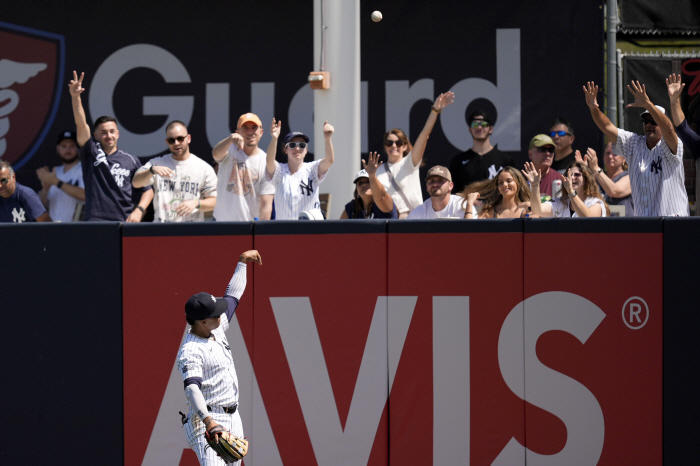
[207,404,238,414]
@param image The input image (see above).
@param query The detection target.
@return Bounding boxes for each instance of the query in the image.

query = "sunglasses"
[470,121,490,129]
[166,135,188,144]
[570,172,583,178]
[550,130,571,137]
[641,118,658,126]
[285,142,307,149]
[0,177,11,185]
[384,140,405,147]
[536,146,555,153]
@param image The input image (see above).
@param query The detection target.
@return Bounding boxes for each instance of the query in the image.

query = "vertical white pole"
[314,0,361,220]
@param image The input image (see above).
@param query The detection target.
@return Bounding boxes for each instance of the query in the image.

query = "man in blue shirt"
[69,71,153,221]
[0,161,52,223]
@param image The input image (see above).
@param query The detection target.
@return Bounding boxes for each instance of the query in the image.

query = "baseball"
[371,11,382,22]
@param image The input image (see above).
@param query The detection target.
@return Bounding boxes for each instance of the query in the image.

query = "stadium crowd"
[1,72,698,223]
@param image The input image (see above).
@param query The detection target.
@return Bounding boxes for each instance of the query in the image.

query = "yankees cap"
[185,292,228,321]
[57,130,77,145]
[283,131,310,144]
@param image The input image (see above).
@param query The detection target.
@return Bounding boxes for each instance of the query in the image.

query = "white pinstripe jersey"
[615,129,689,216]
[177,316,239,409]
[270,159,328,219]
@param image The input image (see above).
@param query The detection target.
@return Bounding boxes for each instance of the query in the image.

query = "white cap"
[640,105,665,117]
[353,169,369,183]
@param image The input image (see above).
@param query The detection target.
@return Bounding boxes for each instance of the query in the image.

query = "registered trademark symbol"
[622,296,649,330]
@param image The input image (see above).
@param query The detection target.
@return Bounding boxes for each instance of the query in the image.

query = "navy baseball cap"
[283,132,309,144]
[57,130,77,144]
[185,292,228,321]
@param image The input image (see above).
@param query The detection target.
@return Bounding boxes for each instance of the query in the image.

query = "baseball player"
[264,118,335,219]
[177,249,262,465]
[584,80,688,216]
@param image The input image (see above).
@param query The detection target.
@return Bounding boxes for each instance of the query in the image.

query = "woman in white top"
[523,161,609,217]
[265,119,334,219]
[460,167,531,218]
[377,91,455,218]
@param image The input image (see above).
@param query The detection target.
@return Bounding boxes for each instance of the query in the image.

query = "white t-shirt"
[376,153,422,214]
[47,163,84,222]
[138,153,217,222]
[213,145,275,221]
[407,194,477,219]
[269,159,328,220]
[547,196,608,217]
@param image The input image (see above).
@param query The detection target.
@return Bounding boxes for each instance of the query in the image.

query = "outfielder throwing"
[177,250,262,465]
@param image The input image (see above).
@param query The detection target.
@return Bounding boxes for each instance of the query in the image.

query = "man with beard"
[584,80,688,216]
[408,165,477,219]
[449,110,514,193]
[211,113,274,221]
[36,130,85,222]
[133,121,217,222]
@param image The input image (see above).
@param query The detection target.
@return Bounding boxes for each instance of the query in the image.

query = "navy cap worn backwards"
[185,292,228,321]
[283,132,309,145]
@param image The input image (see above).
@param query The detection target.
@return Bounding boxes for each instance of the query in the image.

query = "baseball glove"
[205,425,249,462]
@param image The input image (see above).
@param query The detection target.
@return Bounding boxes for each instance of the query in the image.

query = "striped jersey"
[614,129,688,216]
[177,297,240,409]
[270,159,328,219]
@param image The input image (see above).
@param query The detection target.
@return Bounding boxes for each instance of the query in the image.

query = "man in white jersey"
[264,118,335,219]
[408,165,477,219]
[212,113,274,221]
[132,121,217,222]
[177,249,262,465]
[584,80,688,216]
[36,130,85,222]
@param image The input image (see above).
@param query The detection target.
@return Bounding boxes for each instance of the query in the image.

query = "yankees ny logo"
[12,207,26,223]
[488,164,503,179]
[300,178,314,196]
[650,157,662,174]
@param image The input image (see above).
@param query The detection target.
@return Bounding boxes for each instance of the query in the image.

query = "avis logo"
[0,21,65,169]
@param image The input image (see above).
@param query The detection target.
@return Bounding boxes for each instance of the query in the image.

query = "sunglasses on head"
[470,121,490,129]
[166,135,187,144]
[641,118,658,126]
[550,130,571,137]
[385,140,405,147]
[286,142,307,149]
[536,146,555,153]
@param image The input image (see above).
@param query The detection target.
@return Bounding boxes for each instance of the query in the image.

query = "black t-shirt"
[551,151,577,175]
[449,147,514,193]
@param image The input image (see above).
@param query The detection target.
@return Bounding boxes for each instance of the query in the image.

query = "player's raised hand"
[323,120,334,137]
[666,73,685,101]
[230,133,244,150]
[626,80,653,109]
[239,250,262,265]
[69,71,85,96]
[362,151,382,175]
[583,82,599,109]
[521,161,541,186]
[433,91,455,111]
[270,118,281,140]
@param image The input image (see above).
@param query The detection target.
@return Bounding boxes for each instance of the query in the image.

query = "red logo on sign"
[0,21,64,169]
